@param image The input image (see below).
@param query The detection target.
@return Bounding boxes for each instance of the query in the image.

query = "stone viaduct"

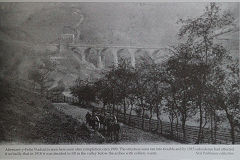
[52,34,170,69]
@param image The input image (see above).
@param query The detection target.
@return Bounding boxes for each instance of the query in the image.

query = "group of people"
[85,111,121,142]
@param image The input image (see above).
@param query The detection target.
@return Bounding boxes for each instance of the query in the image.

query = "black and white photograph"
[0,2,239,145]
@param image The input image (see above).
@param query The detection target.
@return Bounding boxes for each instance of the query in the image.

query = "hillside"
[47,46,102,90]
[0,79,99,144]
[0,2,238,93]
[0,30,101,91]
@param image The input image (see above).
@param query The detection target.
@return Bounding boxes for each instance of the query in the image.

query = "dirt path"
[119,124,179,144]
[53,103,179,144]
[53,103,90,123]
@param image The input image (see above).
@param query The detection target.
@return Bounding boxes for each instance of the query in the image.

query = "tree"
[134,57,154,130]
[177,2,235,143]
[217,59,239,144]
[164,44,198,141]
[111,59,136,119]
[70,78,96,106]
[94,63,129,115]
[28,59,55,94]
[142,57,167,132]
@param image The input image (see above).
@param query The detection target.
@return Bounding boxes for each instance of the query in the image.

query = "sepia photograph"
[0,2,239,146]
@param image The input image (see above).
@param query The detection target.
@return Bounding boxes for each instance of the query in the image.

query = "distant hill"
[0,2,238,94]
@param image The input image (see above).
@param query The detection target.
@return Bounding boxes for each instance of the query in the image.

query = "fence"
[47,94,78,104]
[94,108,240,144]
[6,78,238,144]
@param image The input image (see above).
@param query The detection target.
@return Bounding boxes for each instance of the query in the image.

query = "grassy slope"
[0,81,92,144]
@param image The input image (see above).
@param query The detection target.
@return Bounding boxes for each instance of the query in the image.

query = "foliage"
[70,78,96,105]
[70,3,239,144]
[28,58,56,93]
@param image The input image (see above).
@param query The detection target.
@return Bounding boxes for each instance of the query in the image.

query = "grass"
[0,81,99,144]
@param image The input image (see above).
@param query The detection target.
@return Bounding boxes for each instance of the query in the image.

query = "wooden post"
[129,49,136,68]
[113,48,118,67]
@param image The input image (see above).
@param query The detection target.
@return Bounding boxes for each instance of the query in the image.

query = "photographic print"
[0,2,239,145]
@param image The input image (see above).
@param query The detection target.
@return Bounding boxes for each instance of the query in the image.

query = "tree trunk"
[213,111,217,144]
[226,113,235,144]
[123,98,126,122]
[175,115,179,139]
[181,116,186,142]
[230,122,235,144]
[160,119,163,134]
[169,112,174,137]
[196,97,203,144]
[128,102,133,125]
[156,106,160,133]
[210,111,213,144]
[201,112,208,143]
[149,106,153,131]
[141,108,145,130]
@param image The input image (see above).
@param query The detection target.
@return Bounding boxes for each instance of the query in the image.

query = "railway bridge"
[50,34,171,69]
[48,23,238,69]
